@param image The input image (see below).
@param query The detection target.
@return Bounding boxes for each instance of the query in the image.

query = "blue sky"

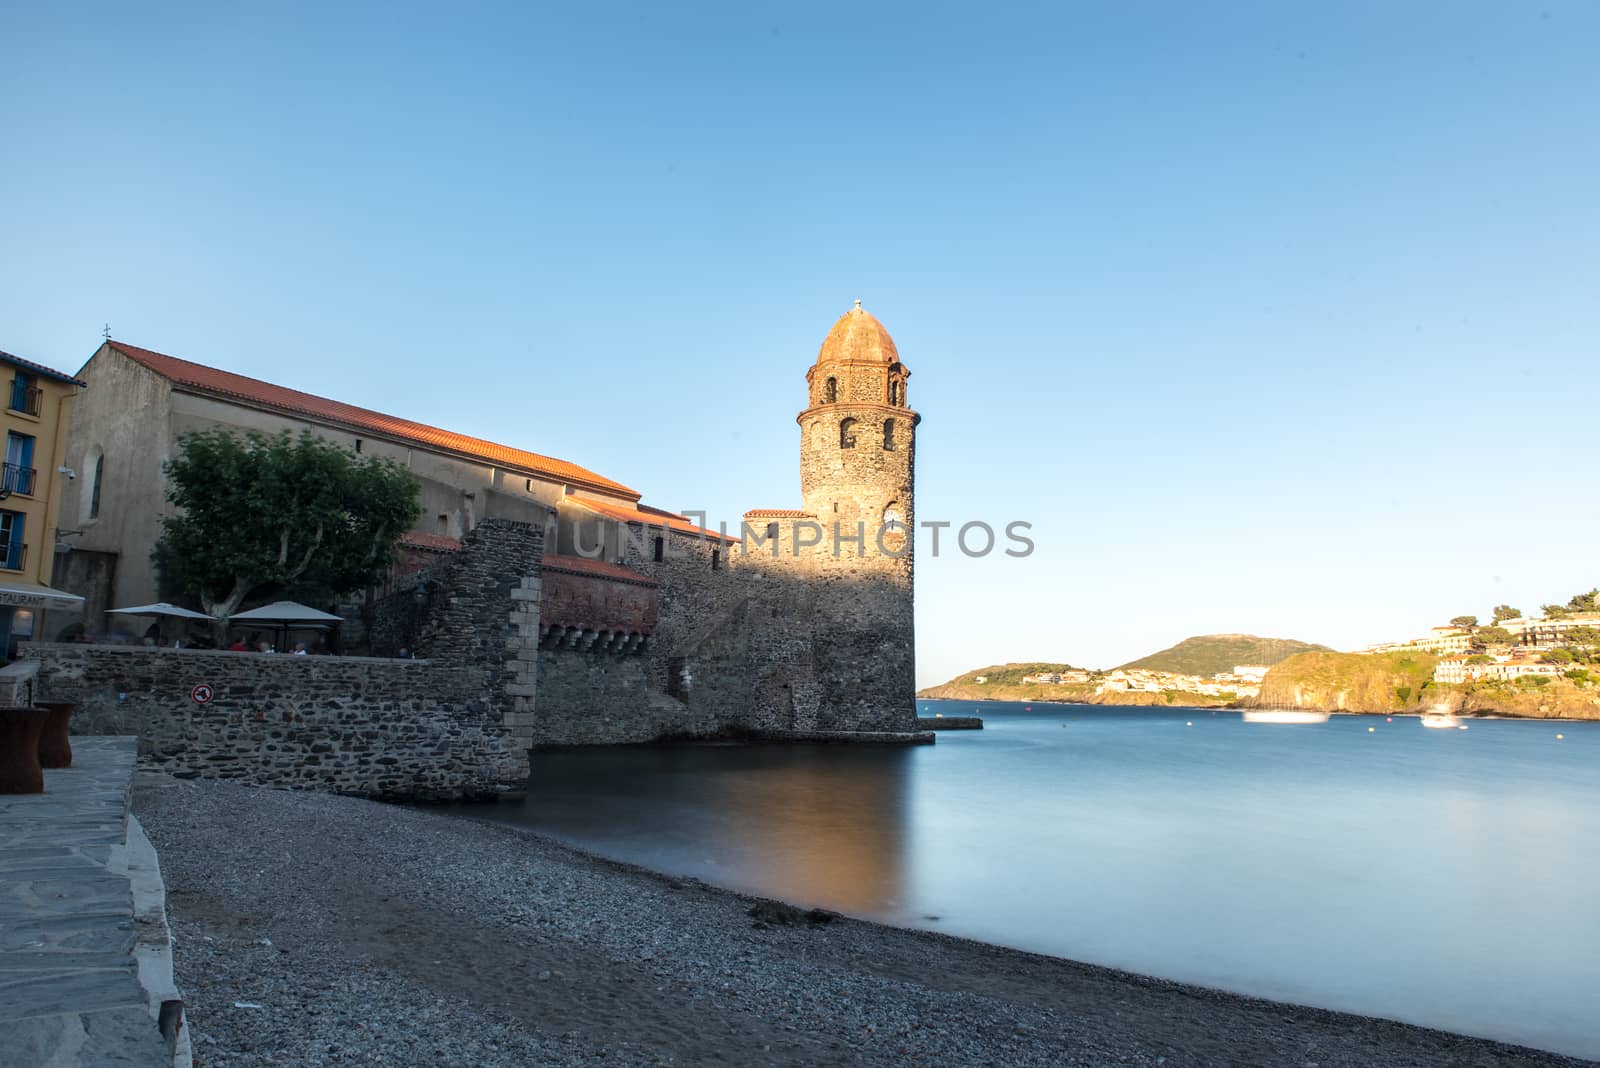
[3,2,1596,685]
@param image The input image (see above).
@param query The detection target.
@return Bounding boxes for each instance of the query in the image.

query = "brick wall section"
[21,645,520,801]
[539,555,658,634]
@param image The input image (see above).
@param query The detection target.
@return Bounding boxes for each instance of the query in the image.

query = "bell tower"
[797,300,919,568]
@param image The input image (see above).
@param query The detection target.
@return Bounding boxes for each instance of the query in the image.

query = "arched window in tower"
[883,419,895,451]
[881,501,907,555]
[889,379,901,406]
[824,377,838,404]
[839,417,857,449]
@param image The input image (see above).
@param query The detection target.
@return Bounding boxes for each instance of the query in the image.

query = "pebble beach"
[134,773,1594,1068]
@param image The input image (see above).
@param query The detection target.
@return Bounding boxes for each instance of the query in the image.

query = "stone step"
[0,738,187,1067]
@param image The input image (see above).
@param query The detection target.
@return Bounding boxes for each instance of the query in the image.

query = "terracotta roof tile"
[541,553,659,586]
[570,493,738,544]
[106,341,640,500]
[742,509,817,519]
[816,303,899,366]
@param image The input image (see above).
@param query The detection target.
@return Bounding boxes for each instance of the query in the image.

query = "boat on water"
[1241,708,1331,725]
[1420,712,1461,729]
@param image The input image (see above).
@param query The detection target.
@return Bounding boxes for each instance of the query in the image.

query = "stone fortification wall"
[22,644,520,801]
[604,521,917,736]
[24,518,549,800]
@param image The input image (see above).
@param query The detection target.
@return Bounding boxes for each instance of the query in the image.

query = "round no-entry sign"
[190,683,214,705]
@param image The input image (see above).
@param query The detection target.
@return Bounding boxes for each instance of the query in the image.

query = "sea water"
[452,702,1600,1058]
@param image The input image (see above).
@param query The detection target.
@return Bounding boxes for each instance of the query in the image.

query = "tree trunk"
[202,575,255,647]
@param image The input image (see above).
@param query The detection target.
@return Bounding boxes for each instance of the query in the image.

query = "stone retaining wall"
[22,644,523,801]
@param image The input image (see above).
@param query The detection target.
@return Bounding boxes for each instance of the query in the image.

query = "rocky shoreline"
[921,694,1600,723]
[134,774,1594,1068]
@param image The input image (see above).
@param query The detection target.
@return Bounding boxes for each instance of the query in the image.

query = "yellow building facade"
[0,347,86,659]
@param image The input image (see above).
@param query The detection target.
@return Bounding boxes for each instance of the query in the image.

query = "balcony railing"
[7,380,40,416]
[0,542,28,572]
[1,463,36,496]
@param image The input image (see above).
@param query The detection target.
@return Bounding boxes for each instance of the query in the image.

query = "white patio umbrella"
[107,602,213,645]
[229,601,343,653]
[229,601,343,624]
[107,602,213,620]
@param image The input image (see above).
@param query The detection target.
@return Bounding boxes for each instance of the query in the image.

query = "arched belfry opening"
[883,419,895,451]
[824,377,838,404]
[839,417,857,449]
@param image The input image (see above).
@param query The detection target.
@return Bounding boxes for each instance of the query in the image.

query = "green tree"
[155,430,421,632]
[1472,625,1513,647]
[1491,604,1522,624]
[1449,615,1478,630]
[1541,604,1572,620]
[1543,647,1575,665]
[1567,588,1599,613]
[1564,626,1600,648]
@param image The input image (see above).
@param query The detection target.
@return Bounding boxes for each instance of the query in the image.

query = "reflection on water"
[447,705,1600,1059]
[470,744,911,914]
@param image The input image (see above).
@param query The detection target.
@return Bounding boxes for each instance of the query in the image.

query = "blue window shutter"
[4,514,20,568]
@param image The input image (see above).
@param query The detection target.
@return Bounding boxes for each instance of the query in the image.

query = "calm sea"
[451,701,1600,1058]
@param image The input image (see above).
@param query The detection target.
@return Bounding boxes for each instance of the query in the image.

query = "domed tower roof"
[817,300,900,365]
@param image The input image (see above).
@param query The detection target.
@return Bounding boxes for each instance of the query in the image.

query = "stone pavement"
[0,738,182,1068]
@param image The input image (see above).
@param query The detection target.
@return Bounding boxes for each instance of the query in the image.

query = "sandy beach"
[134,773,1594,1068]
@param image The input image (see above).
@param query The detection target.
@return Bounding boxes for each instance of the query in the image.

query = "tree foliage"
[1491,604,1522,624]
[1449,615,1478,630]
[1564,626,1600,648]
[155,430,421,623]
[1472,625,1513,647]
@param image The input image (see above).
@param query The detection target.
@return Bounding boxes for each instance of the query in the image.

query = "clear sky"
[3,3,1596,686]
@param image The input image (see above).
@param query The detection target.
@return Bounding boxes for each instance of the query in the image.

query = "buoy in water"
[1186,721,1193,727]
[1557,733,1565,740]
[1458,724,1469,731]
[1387,717,1393,723]
[1025,706,1032,711]
[1368,726,1375,732]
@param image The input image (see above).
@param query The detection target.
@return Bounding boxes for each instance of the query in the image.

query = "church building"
[54,303,921,739]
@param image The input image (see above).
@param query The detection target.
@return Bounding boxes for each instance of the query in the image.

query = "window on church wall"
[883,419,895,451]
[889,379,901,406]
[881,502,907,554]
[89,453,104,519]
[824,377,837,404]
[82,447,105,521]
[653,536,664,562]
[839,418,857,449]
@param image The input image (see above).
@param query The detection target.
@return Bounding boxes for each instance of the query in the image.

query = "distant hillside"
[915,661,1235,708]
[924,662,1081,690]
[1256,650,1436,713]
[1119,634,1331,677]
[1260,650,1600,719]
